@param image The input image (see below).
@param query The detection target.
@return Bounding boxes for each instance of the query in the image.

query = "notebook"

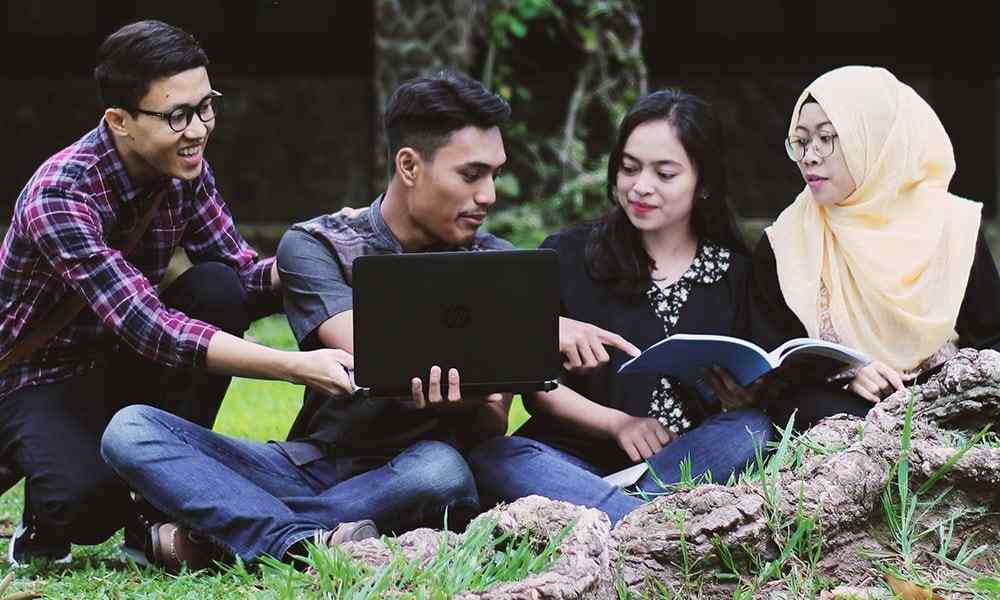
[351,249,561,400]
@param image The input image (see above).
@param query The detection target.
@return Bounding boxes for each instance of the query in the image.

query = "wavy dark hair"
[584,88,748,298]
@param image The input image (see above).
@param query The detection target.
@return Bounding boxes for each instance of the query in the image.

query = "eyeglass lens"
[167,95,219,132]
[785,134,834,161]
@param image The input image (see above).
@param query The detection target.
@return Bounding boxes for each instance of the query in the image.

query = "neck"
[642,220,697,260]
[381,179,436,251]
[642,220,698,280]
[111,132,159,185]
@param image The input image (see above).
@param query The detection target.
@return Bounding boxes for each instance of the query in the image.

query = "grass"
[0,315,534,598]
[7,318,997,598]
[258,516,574,599]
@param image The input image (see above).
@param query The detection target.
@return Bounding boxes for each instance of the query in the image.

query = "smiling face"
[616,119,699,235]
[406,125,507,247]
[794,102,857,207]
[109,66,215,182]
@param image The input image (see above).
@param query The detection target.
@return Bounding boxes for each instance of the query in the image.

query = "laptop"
[351,249,561,399]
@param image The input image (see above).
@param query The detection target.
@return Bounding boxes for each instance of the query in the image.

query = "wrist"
[274,349,303,385]
[602,409,630,439]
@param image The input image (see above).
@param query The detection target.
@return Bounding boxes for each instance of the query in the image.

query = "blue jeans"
[468,408,773,526]
[100,405,479,563]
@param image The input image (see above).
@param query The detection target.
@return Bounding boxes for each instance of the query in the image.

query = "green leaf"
[577,25,598,51]
[507,16,528,38]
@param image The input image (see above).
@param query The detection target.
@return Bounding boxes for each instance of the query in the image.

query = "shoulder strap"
[0,189,168,374]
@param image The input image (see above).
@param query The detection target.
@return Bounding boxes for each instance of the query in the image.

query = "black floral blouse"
[646,243,731,432]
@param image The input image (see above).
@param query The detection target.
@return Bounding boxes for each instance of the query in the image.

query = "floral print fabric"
[646,243,731,432]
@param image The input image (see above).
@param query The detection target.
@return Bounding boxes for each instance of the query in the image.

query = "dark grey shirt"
[275,195,512,477]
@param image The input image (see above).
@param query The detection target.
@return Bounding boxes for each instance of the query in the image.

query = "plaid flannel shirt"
[0,120,273,400]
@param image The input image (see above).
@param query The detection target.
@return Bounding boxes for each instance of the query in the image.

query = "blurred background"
[3,0,997,255]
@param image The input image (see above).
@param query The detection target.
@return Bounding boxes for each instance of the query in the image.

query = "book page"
[774,338,867,365]
[602,462,649,488]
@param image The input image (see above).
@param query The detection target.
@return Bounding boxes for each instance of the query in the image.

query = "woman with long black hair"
[469,89,772,525]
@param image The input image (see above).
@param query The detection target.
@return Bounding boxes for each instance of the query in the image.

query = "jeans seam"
[160,421,307,486]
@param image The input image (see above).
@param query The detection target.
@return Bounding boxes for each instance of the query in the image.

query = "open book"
[617,334,868,402]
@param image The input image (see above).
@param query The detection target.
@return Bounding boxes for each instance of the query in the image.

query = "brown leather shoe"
[318,520,379,548]
[148,522,222,573]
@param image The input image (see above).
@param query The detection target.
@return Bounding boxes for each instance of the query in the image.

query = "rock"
[607,350,1000,596]
[456,496,614,599]
[339,350,1000,597]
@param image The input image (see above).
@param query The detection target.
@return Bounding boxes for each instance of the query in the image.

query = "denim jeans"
[100,405,480,563]
[0,261,265,547]
[468,408,773,525]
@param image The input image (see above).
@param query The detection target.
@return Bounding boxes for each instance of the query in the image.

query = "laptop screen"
[352,249,561,398]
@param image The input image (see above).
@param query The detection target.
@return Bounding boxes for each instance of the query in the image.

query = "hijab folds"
[768,66,982,371]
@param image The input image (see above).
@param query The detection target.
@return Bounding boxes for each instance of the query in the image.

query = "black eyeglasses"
[784,132,838,162]
[135,91,222,133]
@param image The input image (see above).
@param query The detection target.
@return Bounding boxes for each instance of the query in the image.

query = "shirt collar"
[680,241,731,285]
[367,194,404,253]
[366,194,476,253]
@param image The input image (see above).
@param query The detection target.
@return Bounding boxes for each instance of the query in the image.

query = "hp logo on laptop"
[441,304,472,329]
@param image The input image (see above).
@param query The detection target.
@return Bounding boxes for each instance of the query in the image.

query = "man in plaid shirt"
[0,20,359,566]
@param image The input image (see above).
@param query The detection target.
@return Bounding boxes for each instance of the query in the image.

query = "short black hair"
[94,20,209,111]
[384,70,511,176]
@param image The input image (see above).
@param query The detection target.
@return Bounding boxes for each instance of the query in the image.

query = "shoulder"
[290,205,373,246]
[278,226,330,259]
[16,143,108,234]
[726,247,751,278]
[750,232,778,272]
[25,131,104,200]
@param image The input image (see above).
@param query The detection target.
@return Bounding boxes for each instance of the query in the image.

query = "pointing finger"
[597,329,641,357]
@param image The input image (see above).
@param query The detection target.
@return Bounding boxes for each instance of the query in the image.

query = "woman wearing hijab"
[469,89,773,526]
[750,65,1000,430]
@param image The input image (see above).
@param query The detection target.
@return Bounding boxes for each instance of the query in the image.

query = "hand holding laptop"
[410,365,504,409]
[293,348,356,398]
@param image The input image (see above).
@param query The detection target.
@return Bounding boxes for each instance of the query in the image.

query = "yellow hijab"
[767,66,982,371]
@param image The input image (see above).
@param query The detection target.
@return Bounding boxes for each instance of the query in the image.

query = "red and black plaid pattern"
[0,121,273,399]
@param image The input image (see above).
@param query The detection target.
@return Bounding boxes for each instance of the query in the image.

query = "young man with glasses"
[0,20,361,566]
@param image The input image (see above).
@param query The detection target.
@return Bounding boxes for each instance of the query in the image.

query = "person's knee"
[467,435,535,469]
[740,408,775,442]
[29,467,127,542]
[100,405,162,473]
[724,408,774,456]
[169,262,250,335]
[404,441,479,508]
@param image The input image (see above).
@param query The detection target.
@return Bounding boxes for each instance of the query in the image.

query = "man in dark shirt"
[100,70,517,570]
[0,20,356,566]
